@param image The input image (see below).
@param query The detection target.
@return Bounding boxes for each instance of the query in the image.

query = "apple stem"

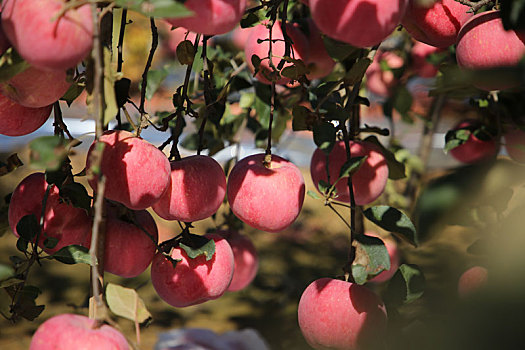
[137,17,158,137]
[276,0,290,71]
[264,82,277,167]
[115,9,128,129]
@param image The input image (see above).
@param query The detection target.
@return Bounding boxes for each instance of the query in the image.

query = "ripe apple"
[29,313,130,350]
[152,155,227,223]
[410,41,441,78]
[456,10,525,91]
[231,25,254,50]
[0,66,71,108]
[86,130,171,211]
[0,92,52,136]
[301,19,336,80]
[1,0,93,71]
[309,0,409,48]
[310,140,389,205]
[504,129,525,163]
[366,232,401,283]
[447,120,497,164]
[458,266,488,297]
[217,230,259,292]
[165,0,246,35]
[227,153,306,233]
[298,278,388,350]
[150,233,234,307]
[245,22,310,85]
[365,50,405,97]
[103,203,158,278]
[8,173,92,254]
[402,0,473,48]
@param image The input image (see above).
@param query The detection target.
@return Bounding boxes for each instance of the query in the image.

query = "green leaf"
[179,234,216,261]
[0,264,15,281]
[59,183,92,212]
[351,264,368,285]
[16,237,29,254]
[444,128,470,153]
[60,80,85,107]
[345,57,372,85]
[313,121,336,154]
[352,234,390,284]
[384,264,425,306]
[29,136,67,171]
[317,180,331,195]
[0,277,24,288]
[322,36,361,62]
[144,67,169,100]
[363,135,406,180]
[364,206,417,246]
[392,86,413,119]
[0,48,30,83]
[307,190,322,200]
[106,283,152,324]
[240,11,261,28]
[338,156,367,179]
[114,78,131,108]
[501,0,525,31]
[52,245,94,265]
[43,237,59,250]
[16,214,39,241]
[239,92,255,109]
[15,286,45,321]
[114,0,192,18]
[292,105,312,131]
[176,40,196,65]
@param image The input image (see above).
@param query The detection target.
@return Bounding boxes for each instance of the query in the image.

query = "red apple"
[86,130,171,211]
[365,50,405,97]
[458,266,488,297]
[448,120,497,164]
[298,278,388,350]
[0,66,71,108]
[245,22,310,85]
[504,129,525,163]
[0,92,52,136]
[166,0,246,35]
[217,230,259,292]
[231,26,254,51]
[402,0,473,48]
[151,233,234,307]
[309,0,409,48]
[29,313,129,350]
[301,19,336,80]
[152,155,226,222]
[310,140,389,205]
[8,173,92,254]
[366,232,401,283]
[103,203,158,278]
[410,41,441,78]
[456,10,525,91]
[227,153,305,233]
[1,0,93,71]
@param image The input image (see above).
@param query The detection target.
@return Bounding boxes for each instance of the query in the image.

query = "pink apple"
[0,66,71,108]
[298,278,388,350]
[309,0,409,48]
[365,50,405,97]
[456,10,525,91]
[301,19,336,80]
[151,233,234,307]
[152,155,226,222]
[227,153,305,233]
[504,128,525,163]
[0,92,52,136]
[402,0,473,48]
[245,22,310,85]
[310,140,389,205]
[448,120,497,164]
[231,26,254,50]
[8,173,92,254]
[166,0,246,35]
[29,313,129,350]
[366,232,401,283]
[458,266,488,297]
[217,230,259,292]
[103,203,158,278]
[1,0,93,71]
[410,41,441,78]
[86,130,171,211]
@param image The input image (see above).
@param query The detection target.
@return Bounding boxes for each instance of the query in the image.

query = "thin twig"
[137,17,158,137]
